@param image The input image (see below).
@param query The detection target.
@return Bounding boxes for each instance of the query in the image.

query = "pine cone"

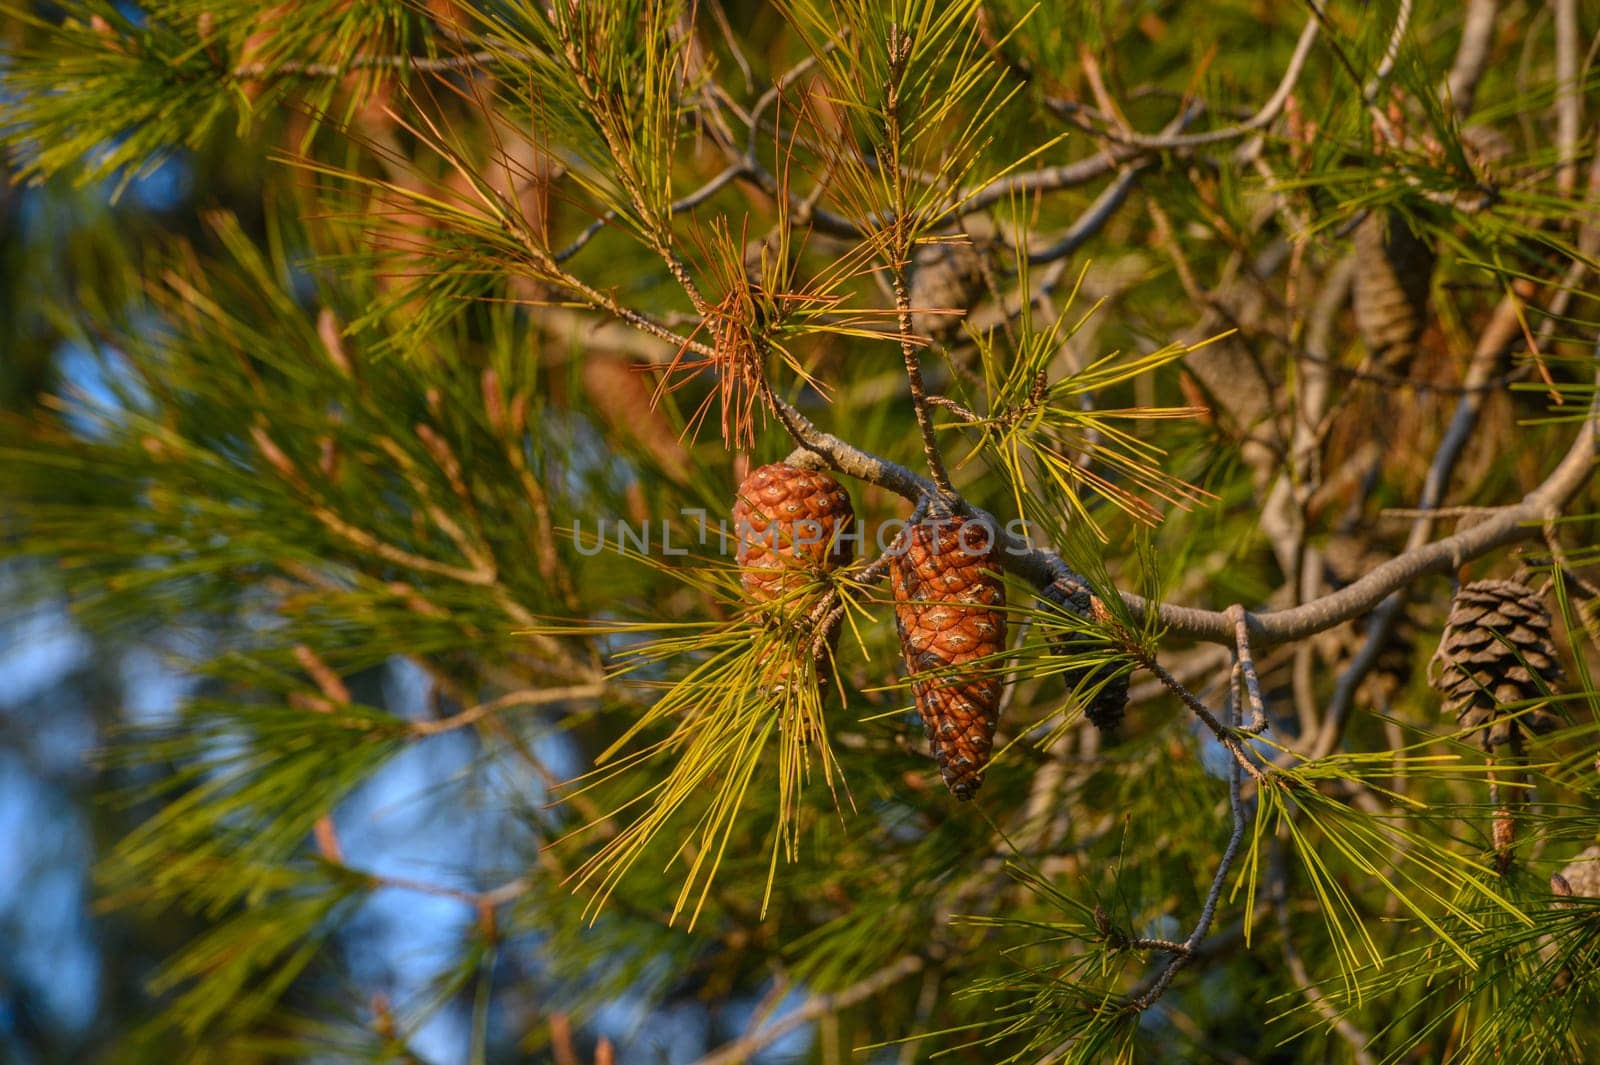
[1544,845,1600,988]
[1428,579,1564,748]
[891,515,1006,799]
[732,462,854,608]
[1041,575,1129,737]
[909,240,988,341]
[1353,209,1434,376]
[1555,846,1600,900]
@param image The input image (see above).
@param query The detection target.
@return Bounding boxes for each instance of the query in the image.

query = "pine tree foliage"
[3,1,1600,1062]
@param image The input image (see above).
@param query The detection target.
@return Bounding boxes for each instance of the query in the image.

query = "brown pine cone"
[732,462,854,609]
[891,515,1007,799]
[1428,579,1564,749]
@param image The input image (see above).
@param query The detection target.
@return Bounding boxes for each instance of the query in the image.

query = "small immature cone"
[891,514,1006,799]
[732,462,854,607]
[1492,807,1515,873]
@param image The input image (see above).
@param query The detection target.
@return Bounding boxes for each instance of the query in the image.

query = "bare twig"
[1365,0,1415,102]
[1141,652,1265,782]
[1128,662,1251,1010]
[554,163,744,262]
[883,25,954,496]
[1081,18,1319,150]
[1024,163,1153,264]
[688,955,927,1065]
[1554,0,1583,198]
[1229,605,1269,734]
[963,149,1136,212]
[411,684,606,737]
[1446,0,1500,116]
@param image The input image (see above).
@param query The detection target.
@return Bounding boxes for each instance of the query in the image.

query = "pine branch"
[1071,16,1321,150]
[882,23,954,496]
[770,366,1599,647]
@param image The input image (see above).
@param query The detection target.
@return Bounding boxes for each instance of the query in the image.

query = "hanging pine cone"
[1040,574,1130,737]
[1554,846,1600,900]
[908,239,988,341]
[732,462,855,608]
[1543,844,1600,989]
[1428,579,1564,748]
[891,514,1006,799]
[1352,208,1434,376]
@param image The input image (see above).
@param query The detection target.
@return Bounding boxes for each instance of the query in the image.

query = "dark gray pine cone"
[1041,575,1130,737]
[908,239,988,341]
[1428,579,1564,748]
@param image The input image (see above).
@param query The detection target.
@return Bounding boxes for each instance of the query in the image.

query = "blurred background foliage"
[0,1,1599,1062]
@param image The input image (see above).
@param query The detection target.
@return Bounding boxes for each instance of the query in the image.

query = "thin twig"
[688,955,927,1065]
[1553,0,1582,198]
[554,163,744,263]
[960,148,1144,215]
[882,24,954,495]
[1081,18,1320,150]
[1445,0,1499,116]
[1364,0,1414,102]
[1129,661,1251,1010]
[411,685,606,737]
[1229,605,1269,734]
[1141,652,1265,783]
[1025,163,1152,264]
